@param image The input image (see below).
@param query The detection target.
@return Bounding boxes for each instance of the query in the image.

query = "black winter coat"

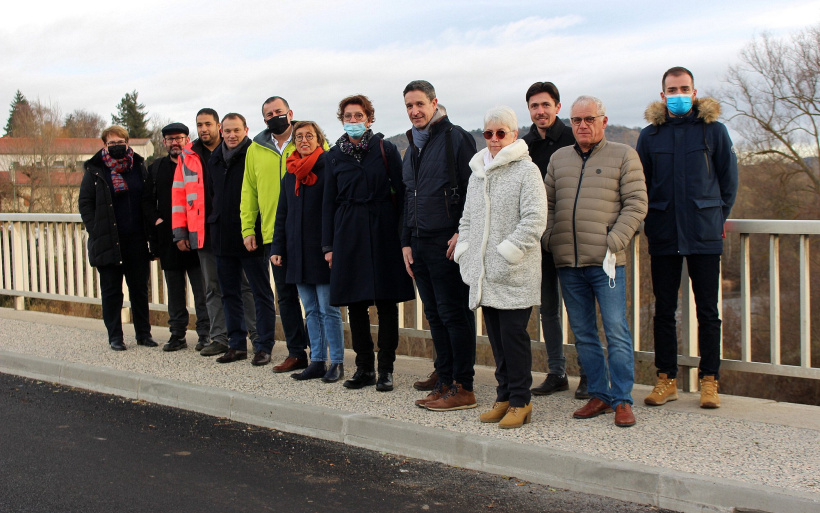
[78,150,158,267]
[522,118,575,178]
[270,152,330,285]
[401,116,476,246]
[207,138,263,258]
[322,133,414,306]
[150,156,201,271]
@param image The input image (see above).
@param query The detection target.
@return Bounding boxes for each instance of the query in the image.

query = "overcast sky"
[2,0,819,140]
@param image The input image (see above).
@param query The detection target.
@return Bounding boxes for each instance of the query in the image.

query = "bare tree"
[721,24,820,202]
[63,109,106,138]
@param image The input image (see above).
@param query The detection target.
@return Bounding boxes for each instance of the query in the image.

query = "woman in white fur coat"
[453,106,547,429]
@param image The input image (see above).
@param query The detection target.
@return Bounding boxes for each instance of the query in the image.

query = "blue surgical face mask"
[343,122,367,139]
[666,94,693,116]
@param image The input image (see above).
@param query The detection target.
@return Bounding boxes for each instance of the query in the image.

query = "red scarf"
[286,146,323,196]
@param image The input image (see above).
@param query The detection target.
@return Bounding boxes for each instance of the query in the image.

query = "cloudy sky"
[2,0,819,140]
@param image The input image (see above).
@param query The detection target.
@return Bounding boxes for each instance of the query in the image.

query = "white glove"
[603,248,616,289]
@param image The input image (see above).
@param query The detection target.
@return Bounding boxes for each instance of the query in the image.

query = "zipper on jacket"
[571,156,588,267]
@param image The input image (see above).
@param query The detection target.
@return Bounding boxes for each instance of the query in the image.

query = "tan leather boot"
[644,373,678,406]
[499,403,532,429]
[479,401,509,423]
[700,376,720,408]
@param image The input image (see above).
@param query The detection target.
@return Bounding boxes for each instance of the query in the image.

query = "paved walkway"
[1,308,818,513]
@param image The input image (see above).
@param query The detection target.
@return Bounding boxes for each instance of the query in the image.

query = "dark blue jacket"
[322,132,414,306]
[270,152,330,285]
[636,98,738,256]
[206,138,263,258]
[401,115,476,246]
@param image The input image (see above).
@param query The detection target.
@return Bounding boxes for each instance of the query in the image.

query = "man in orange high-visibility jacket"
[172,108,258,356]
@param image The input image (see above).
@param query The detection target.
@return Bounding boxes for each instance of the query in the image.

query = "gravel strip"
[2,314,818,496]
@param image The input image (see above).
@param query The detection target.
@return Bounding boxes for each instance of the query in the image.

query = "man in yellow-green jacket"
[241,96,310,372]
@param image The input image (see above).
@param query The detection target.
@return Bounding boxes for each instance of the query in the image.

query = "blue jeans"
[558,265,634,407]
[215,254,276,353]
[410,235,476,390]
[297,283,344,364]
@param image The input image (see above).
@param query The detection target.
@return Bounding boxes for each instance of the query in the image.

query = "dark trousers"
[410,235,476,390]
[348,300,398,373]
[265,244,308,360]
[483,306,533,407]
[215,254,276,353]
[540,251,584,377]
[651,254,722,379]
[163,265,209,338]
[98,235,151,343]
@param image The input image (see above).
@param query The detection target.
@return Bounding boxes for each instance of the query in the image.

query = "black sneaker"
[163,335,188,352]
[531,373,569,396]
[195,335,210,352]
[575,375,590,400]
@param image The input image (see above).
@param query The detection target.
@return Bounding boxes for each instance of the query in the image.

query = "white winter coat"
[454,139,548,310]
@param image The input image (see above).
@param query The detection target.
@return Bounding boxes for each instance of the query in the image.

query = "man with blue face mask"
[636,66,738,409]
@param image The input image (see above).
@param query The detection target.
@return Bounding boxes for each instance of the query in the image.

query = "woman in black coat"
[271,121,345,383]
[78,125,160,351]
[322,95,414,392]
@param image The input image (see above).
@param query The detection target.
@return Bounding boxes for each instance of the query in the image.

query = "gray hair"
[571,95,606,116]
[483,105,518,132]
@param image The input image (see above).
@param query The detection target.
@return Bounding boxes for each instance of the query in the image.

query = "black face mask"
[266,114,290,135]
[107,144,127,160]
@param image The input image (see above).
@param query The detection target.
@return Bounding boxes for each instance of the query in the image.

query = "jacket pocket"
[644,200,674,242]
[485,245,526,288]
[692,198,723,242]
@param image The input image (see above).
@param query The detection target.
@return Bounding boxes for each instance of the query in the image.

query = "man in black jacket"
[401,80,478,411]
[207,113,276,366]
[152,122,209,352]
[522,82,587,400]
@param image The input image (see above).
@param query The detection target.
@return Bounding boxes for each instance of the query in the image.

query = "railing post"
[800,235,811,368]
[769,235,781,365]
[680,260,698,392]
[629,236,641,351]
[740,234,752,361]
[11,221,25,310]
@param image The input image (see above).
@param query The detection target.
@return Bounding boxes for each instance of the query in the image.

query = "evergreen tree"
[4,90,33,137]
[111,90,150,138]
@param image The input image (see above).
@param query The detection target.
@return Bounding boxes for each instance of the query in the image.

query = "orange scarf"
[286,146,323,196]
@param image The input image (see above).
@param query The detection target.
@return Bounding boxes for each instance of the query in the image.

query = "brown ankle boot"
[499,403,532,429]
[425,383,477,411]
[479,401,509,423]
[414,383,449,408]
[644,373,678,406]
[700,376,720,408]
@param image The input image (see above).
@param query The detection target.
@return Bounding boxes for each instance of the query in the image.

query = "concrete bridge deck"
[1,308,818,513]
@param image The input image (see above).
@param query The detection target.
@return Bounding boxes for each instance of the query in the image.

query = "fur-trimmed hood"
[644,97,721,126]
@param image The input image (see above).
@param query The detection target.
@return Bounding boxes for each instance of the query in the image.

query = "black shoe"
[291,361,327,380]
[376,372,394,392]
[343,369,377,389]
[531,373,569,396]
[136,337,158,347]
[322,363,344,383]
[109,340,126,351]
[195,335,210,352]
[216,349,248,364]
[163,335,188,352]
[575,375,590,400]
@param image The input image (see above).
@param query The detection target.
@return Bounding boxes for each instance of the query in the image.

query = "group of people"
[78,66,738,429]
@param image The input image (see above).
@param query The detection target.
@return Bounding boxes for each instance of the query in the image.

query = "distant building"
[0,137,153,212]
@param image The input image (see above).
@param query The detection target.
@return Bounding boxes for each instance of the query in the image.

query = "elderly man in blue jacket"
[636,66,738,409]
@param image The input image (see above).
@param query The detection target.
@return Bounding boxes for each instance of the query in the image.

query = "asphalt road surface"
[0,372,677,513]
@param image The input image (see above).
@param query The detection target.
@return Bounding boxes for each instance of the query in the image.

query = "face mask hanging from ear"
[666,94,693,116]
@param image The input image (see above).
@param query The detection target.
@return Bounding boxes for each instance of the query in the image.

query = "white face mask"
[603,248,617,288]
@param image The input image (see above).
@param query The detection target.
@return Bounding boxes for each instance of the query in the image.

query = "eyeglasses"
[294,133,315,142]
[343,112,366,122]
[164,136,186,143]
[482,129,511,140]
[106,140,127,147]
[570,115,604,126]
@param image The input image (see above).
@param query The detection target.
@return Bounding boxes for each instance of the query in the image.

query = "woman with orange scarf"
[270,121,345,382]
